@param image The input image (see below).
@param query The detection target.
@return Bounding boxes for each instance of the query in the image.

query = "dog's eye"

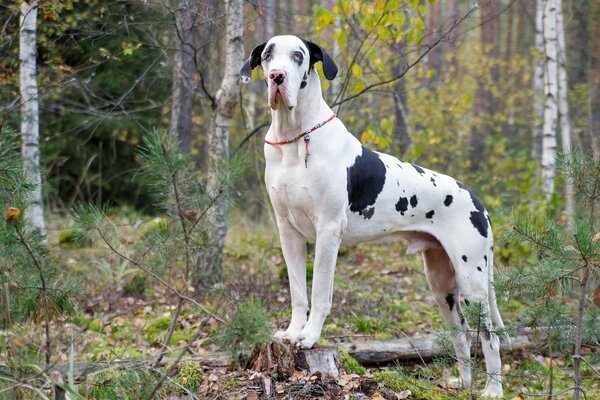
[262,52,271,62]
[293,51,303,64]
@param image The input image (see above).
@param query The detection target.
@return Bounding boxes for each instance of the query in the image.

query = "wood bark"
[19,0,45,235]
[471,0,499,170]
[556,0,574,220]
[194,0,244,289]
[532,0,545,161]
[169,0,198,152]
[541,0,558,197]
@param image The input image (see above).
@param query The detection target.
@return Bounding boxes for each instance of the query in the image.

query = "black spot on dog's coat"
[446,294,455,312]
[444,195,453,206]
[468,191,489,238]
[425,210,435,219]
[484,255,488,265]
[410,195,418,208]
[462,255,468,262]
[430,177,437,186]
[300,80,307,89]
[411,163,426,176]
[395,197,408,215]
[359,207,375,220]
[347,146,386,215]
[477,266,482,271]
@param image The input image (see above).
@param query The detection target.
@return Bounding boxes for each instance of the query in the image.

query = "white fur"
[246,35,505,398]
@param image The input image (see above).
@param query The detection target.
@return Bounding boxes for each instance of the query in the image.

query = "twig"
[154,297,184,368]
[96,228,225,323]
[331,3,479,109]
[13,225,51,367]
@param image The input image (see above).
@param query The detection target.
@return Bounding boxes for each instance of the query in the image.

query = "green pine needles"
[499,151,600,399]
[0,125,77,370]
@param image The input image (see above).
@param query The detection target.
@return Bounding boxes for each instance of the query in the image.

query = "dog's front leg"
[273,219,308,343]
[298,221,344,349]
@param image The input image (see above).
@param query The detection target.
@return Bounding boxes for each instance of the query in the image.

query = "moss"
[58,228,91,248]
[140,217,170,239]
[338,349,367,375]
[88,319,103,333]
[223,380,241,389]
[87,367,153,399]
[170,361,204,393]
[145,316,175,344]
[372,370,459,400]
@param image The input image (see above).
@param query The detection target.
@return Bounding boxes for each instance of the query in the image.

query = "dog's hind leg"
[273,220,308,343]
[476,301,503,398]
[423,248,473,389]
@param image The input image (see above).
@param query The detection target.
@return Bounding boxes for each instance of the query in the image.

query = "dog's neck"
[269,70,334,141]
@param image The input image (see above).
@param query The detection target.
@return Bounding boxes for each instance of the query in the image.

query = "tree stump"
[246,342,340,378]
[298,346,339,376]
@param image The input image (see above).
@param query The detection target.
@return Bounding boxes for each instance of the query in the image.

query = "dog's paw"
[297,330,320,349]
[480,386,503,398]
[273,329,302,344]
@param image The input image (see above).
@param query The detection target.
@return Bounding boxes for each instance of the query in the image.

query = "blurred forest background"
[1,0,599,399]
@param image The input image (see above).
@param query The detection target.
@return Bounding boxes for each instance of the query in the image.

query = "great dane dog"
[240,35,506,397]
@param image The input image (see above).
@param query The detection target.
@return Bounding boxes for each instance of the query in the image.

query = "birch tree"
[194,0,244,289]
[19,0,45,234]
[532,0,544,161]
[541,0,558,197]
[556,0,574,220]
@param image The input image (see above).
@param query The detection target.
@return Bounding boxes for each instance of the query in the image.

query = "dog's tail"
[488,245,511,348]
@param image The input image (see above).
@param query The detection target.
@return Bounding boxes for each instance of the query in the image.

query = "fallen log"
[43,327,539,380]
[340,326,540,365]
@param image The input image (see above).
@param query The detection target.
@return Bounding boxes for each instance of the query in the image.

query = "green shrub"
[58,228,91,248]
[221,297,271,365]
[87,367,153,399]
[123,273,147,297]
[170,361,204,393]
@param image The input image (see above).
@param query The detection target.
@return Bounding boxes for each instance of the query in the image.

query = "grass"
[5,210,597,399]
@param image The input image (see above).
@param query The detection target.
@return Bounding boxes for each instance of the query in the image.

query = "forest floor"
[6,211,600,399]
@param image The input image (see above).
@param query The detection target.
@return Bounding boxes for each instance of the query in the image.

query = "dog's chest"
[265,149,322,239]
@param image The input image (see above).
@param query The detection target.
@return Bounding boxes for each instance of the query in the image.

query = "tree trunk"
[556,0,574,220]
[532,0,545,161]
[541,0,558,197]
[471,0,499,170]
[194,0,244,290]
[393,59,410,155]
[169,0,197,152]
[426,1,441,77]
[19,0,45,235]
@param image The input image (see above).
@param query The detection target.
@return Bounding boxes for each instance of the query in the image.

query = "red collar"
[265,114,336,168]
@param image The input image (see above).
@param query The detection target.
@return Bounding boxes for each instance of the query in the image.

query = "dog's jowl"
[241,35,507,398]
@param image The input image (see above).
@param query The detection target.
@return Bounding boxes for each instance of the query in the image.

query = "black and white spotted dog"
[240,35,506,397]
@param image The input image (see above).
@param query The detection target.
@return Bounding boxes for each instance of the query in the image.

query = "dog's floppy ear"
[240,42,266,83]
[305,40,338,81]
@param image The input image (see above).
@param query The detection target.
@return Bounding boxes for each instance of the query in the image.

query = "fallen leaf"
[397,389,411,399]
[275,384,285,394]
[208,373,218,382]
[246,391,259,400]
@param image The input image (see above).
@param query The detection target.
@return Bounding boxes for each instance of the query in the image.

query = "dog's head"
[240,35,338,110]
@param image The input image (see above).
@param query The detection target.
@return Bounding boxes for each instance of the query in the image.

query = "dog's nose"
[269,70,286,85]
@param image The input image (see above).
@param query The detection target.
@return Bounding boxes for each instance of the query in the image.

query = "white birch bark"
[541,0,558,196]
[19,0,45,234]
[556,0,574,220]
[532,0,545,161]
[195,0,244,288]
